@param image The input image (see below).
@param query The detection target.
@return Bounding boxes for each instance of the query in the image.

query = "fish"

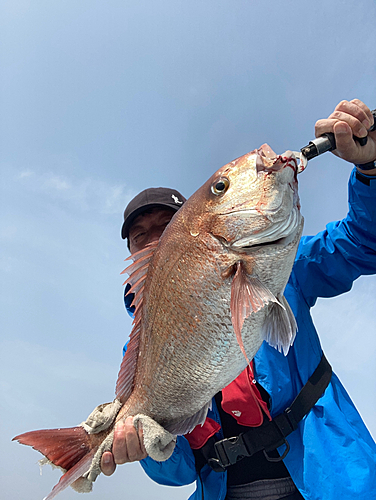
[13,144,304,499]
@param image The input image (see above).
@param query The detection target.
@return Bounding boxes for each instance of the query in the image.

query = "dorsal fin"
[121,262,149,287]
[115,241,159,402]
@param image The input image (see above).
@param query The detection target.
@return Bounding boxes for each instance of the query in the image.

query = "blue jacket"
[125,169,376,500]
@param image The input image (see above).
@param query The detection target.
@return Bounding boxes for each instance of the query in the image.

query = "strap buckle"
[208,434,249,472]
[263,438,290,462]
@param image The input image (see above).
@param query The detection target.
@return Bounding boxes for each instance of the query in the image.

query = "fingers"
[315,100,373,140]
[314,99,376,164]
[100,416,147,476]
[334,99,373,132]
[346,99,374,129]
[113,418,131,464]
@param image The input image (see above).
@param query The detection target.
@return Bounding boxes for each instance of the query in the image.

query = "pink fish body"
[14,145,304,499]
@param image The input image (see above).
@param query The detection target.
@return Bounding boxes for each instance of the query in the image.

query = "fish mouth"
[241,228,299,252]
[231,208,302,251]
[224,200,285,217]
[257,146,307,174]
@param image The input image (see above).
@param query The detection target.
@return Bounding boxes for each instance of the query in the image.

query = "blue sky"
[1,1,376,499]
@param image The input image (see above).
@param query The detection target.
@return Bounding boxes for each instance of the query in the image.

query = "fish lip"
[256,149,300,173]
[217,196,287,218]
[237,226,300,253]
[218,176,298,218]
[225,208,302,253]
[221,204,283,217]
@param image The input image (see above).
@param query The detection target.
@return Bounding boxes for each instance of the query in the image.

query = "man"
[102,99,376,499]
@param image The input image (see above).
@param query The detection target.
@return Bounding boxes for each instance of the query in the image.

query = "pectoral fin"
[231,261,279,363]
[262,294,297,355]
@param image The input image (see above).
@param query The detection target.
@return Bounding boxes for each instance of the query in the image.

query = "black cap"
[121,187,186,239]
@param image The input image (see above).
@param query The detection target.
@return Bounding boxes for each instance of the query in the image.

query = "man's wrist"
[355,160,376,177]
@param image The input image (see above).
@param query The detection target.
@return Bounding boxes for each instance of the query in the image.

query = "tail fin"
[13,427,97,499]
[13,426,91,471]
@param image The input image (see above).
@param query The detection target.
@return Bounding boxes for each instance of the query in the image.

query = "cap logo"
[172,194,183,205]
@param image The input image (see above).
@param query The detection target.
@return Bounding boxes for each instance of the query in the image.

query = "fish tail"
[13,427,98,499]
[13,426,92,471]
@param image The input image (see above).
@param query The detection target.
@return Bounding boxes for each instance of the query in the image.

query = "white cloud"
[18,169,34,179]
[6,163,135,216]
[42,174,71,191]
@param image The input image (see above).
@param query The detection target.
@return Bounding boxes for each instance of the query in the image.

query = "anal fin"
[164,402,211,436]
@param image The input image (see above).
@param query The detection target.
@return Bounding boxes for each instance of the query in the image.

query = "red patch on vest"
[221,363,271,426]
[185,362,271,449]
[184,418,221,450]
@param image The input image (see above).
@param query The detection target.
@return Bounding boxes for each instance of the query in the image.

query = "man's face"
[128,208,175,254]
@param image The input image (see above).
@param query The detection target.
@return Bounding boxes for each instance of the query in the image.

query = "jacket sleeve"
[293,169,376,306]
[139,435,198,486]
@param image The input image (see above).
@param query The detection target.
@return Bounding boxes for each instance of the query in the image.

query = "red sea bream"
[14,144,304,499]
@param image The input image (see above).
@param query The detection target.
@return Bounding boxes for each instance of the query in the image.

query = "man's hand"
[101,416,147,476]
[315,99,376,166]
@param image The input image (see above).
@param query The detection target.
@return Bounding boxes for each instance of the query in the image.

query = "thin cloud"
[18,169,34,179]
[42,174,71,191]
[8,163,135,216]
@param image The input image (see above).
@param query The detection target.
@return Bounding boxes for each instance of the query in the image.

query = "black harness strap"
[197,354,332,472]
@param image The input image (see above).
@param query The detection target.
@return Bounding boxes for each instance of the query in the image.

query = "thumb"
[101,451,116,476]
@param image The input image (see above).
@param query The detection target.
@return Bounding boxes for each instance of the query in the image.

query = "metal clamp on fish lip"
[291,151,308,174]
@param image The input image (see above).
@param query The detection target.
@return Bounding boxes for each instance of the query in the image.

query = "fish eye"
[211,177,230,196]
